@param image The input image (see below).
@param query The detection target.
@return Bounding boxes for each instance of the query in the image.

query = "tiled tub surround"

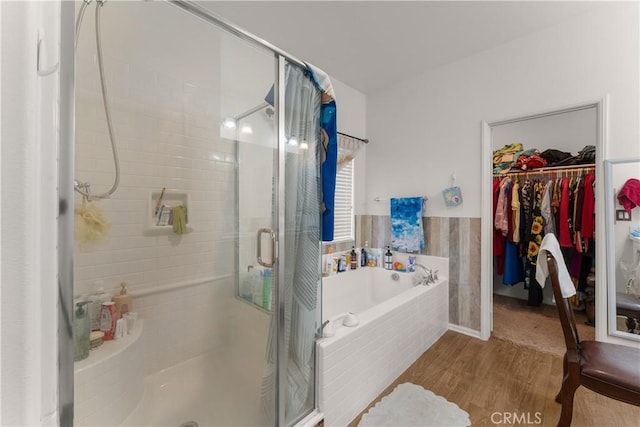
[318,255,449,426]
[356,215,481,331]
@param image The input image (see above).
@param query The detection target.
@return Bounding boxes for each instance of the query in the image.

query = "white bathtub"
[317,255,449,427]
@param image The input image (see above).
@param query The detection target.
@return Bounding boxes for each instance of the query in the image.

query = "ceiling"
[198,1,604,94]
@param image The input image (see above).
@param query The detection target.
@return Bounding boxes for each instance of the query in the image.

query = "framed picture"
[442,186,463,207]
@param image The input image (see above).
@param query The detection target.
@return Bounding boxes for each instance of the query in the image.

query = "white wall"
[1,1,60,425]
[492,107,596,156]
[332,78,367,215]
[366,2,639,218]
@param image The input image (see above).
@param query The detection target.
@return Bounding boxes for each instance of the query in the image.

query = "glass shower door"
[236,61,322,426]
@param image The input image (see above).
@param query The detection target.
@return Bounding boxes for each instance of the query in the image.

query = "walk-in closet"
[489,106,598,353]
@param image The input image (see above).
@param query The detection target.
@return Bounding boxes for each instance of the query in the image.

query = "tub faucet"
[412,263,437,286]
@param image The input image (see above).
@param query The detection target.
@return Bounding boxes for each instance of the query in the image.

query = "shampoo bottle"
[350,246,358,270]
[74,301,91,361]
[384,246,393,270]
[112,282,133,318]
[361,241,368,267]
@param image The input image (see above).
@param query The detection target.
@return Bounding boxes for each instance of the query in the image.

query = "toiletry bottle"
[252,267,263,307]
[112,282,133,318]
[263,269,272,310]
[338,255,347,272]
[100,301,117,340]
[350,246,358,270]
[87,282,112,331]
[241,266,254,300]
[384,246,393,270]
[74,301,91,361]
[361,241,368,267]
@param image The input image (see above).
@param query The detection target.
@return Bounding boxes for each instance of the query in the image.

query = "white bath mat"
[358,383,471,427]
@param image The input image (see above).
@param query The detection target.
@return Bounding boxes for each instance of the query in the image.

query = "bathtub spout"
[319,320,333,338]
[320,312,360,338]
[412,263,435,286]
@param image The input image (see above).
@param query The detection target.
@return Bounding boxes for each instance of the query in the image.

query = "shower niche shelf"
[145,190,192,235]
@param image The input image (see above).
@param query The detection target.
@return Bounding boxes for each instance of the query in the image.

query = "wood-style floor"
[347,331,640,427]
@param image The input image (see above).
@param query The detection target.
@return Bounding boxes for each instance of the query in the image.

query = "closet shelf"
[493,164,595,177]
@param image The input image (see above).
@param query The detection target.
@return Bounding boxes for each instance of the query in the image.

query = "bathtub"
[317,255,449,427]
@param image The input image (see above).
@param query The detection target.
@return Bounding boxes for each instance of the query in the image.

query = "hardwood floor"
[347,331,640,427]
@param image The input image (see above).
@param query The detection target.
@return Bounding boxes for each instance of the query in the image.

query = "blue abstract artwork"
[390,197,425,252]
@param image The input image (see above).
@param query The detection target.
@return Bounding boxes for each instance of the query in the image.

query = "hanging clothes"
[559,177,572,247]
[492,166,596,308]
[541,180,554,235]
[527,181,546,263]
[511,180,521,243]
[495,177,511,236]
[581,173,596,247]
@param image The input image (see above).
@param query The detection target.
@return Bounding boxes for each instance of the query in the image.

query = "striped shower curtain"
[261,63,322,425]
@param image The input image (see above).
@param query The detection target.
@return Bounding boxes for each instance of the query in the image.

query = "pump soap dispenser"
[113,282,133,318]
[74,301,91,361]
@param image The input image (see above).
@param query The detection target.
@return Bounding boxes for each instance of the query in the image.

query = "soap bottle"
[384,246,393,270]
[361,241,368,267]
[350,246,358,270]
[74,301,91,361]
[112,282,133,318]
[87,282,112,331]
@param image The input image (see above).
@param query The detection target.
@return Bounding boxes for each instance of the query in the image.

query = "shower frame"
[57,1,318,426]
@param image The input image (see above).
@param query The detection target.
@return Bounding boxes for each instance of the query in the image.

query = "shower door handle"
[257,228,277,268]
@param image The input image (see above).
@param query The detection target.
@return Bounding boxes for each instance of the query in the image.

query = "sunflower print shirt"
[527,181,545,264]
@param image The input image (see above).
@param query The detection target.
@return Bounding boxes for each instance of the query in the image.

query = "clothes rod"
[374,196,428,202]
[493,164,595,177]
[338,131,369,143]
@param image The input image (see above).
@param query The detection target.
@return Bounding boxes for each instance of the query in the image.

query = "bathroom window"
[332,158,354,242]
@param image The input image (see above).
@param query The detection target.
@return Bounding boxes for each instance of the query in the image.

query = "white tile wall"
[317,278,449,427]
[133,277,236,376]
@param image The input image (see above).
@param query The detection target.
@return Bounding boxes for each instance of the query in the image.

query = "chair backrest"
[546,253,581,354]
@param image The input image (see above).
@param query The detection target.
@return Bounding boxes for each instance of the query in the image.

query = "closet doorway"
[480,99,608,346]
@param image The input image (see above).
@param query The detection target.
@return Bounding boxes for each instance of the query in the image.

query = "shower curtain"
[261,64,322,425]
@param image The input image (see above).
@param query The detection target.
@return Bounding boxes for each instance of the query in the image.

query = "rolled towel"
[536,233,576,298]
[171,205,187,234]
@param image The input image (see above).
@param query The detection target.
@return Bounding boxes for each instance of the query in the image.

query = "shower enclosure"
[66,1,321,425]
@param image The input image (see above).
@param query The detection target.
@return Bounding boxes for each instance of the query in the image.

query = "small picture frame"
[442,186,463,207]
[616,209,632,221]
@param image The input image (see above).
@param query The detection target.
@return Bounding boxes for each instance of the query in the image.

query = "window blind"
[332,159,354,241]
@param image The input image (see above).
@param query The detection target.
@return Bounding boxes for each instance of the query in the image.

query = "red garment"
[617,178,640,213]
[559,178,573,247]
[581,173,596,241]
[515,154,548,170]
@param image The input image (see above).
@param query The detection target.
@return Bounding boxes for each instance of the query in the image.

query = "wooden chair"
[546,253,640,427]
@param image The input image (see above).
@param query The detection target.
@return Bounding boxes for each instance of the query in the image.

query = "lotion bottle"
[112,282,133,318]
